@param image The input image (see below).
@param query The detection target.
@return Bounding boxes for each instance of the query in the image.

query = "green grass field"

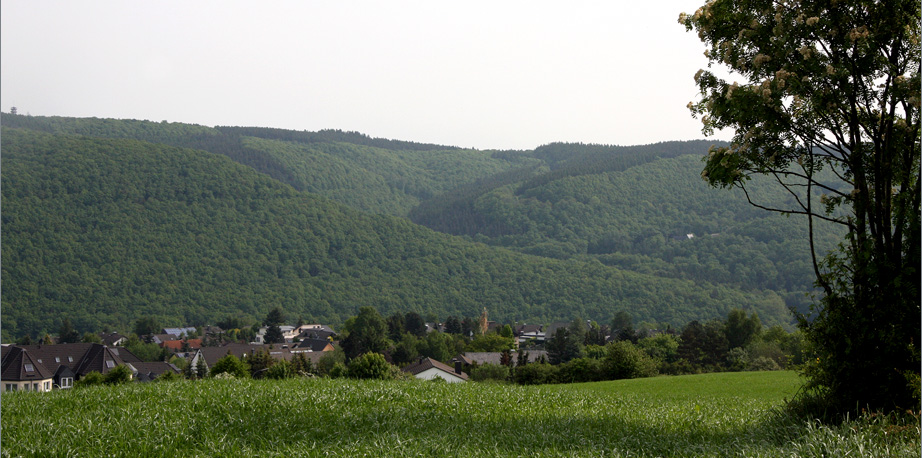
[2,371,918,457]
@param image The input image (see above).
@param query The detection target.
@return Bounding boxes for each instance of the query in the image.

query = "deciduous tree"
[682,0,920,412]
[340,306,390,360]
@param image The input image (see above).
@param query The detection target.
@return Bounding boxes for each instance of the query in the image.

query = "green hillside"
[410,144,846,312]
[0,115,536,216]
[1,125,794,339]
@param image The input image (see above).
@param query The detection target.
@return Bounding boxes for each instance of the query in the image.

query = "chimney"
[455,361,463,375]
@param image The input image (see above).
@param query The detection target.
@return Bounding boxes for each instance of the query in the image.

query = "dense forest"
[0,114,840,340]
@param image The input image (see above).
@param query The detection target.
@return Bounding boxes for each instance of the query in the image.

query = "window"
[5,384,15,392]
[24,363,34,372]
[44,381,51,391]
[37,359,43,364]
[23,384,30,392]
[105,360,115,368]
[68,356,73,362]
[55,357,61,363]
[33,383,39,391]
[61,378,72,388]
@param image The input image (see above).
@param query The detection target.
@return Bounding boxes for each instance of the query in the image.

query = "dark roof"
[195,343,322,367]
[202,326,224,334]
[293,338,333,352]
[13,343,141,378]
[402,357,468,380]
[453,351,547,367]
[459,352,505,366]
[73,344,134,376]
[1,347,54,381]
[543,322,570,338]
[514,324,543,335]
[128,362,180,380]
[296,329,336,341]
[515,350,549,364]
[100,332,128,346]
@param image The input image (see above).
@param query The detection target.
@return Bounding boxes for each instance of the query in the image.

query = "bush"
[514,363,559,385]
[76,371,104,388]
[602,341,657,380]
[470,363,510,383]
[210,354,250,379]
[558,358,604,383]
[103,365,133,385]
[726,347,750,371]
[328,362,348,379]
[747,340,787,368]
[265,360,295,380]
[347,352,394,380]
[155,371,181,382]
[748,356,781,371]
[316,350,346,376]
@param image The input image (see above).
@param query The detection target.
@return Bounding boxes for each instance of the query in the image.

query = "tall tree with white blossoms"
[681,0,920,413]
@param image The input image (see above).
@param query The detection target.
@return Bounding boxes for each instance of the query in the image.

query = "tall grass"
[2,372,918,457]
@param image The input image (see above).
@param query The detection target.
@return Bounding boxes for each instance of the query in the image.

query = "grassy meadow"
[2,371,918,457]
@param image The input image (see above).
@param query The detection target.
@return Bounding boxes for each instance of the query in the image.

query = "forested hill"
[409,145,845,313]
[0,123,795,340]
[0,114,536,216]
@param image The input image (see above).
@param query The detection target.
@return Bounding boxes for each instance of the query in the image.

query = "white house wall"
[413,367,465,383]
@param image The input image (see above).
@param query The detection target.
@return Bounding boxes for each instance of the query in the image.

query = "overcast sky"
[1,1,722,150]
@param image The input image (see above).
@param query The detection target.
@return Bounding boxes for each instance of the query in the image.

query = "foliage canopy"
[682,0,921,412]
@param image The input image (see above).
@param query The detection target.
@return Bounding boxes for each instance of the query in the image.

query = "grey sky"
[1,1,720,150]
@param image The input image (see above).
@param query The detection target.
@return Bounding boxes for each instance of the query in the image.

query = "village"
[2,305,798,392]
[1,319,559,389]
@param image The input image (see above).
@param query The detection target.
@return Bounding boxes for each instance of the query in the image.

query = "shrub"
[748,356,781,372]
[558,357,604,383]
[602,341,657,380]
[103,365,133,385]
[747,340,787,368]
[726,347,750,371]
[155,371,181,382]
[316,350,346,376]
[265,360,295,380]
[328,362,348,379]
[514,363,559,385]
[347,352,394,380]
[470,363,510,383]
[210,354,250,379]
[76,371,104,388]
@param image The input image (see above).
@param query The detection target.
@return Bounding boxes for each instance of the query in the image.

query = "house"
[128,361,181,382]
[201,326,224,336]
[161,327,197,339]
[254,326,296,344]
[159,339,203,353]
[1,346,54,392]
[514,324,545,344]
[453,350,548,368]
[188,343,328,376]
[293,338,334,353]
[151,334,181,344]
[294,324,335,335]
[255,324,338,344]
[543,322,571,340]
[99,332,128,347]
[0,343,180,391]
[295,326,336,342]
[402,357,468,383]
